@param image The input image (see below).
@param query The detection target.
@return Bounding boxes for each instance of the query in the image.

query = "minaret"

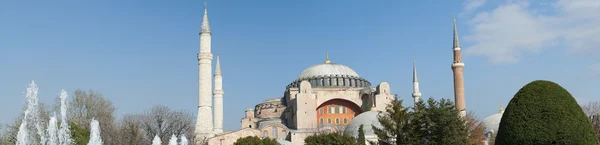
[213,55,224,134]
[451,17,467,118]
[196,2,214,139]
[412,58,422,106]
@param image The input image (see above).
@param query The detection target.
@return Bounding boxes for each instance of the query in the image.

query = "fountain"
[180,135,188,145]
[87,119,103,145]
[16,81,47,145]
[15,81,78,145]
[152,135,162,145]
[168,134,178,145]
[16,110,29,145]
[47,112,58,145]
[58,89,72,145]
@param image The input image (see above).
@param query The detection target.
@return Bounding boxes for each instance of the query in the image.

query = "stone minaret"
[412,58,422,106]
[451,17,466,118]
[213,55,224,134]
[196,3,214,139]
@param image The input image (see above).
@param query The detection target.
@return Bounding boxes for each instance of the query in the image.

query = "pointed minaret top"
[215,54,222,76]
[453,16,460,48]
[324,51,331,64]
[413,58,418,82]
[200,2,211,34]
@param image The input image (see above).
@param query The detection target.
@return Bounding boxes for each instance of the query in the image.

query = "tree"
[357,124,366,145]
[68,89,118,145]
[582,101,600,117]
[70,122,90,145]
[140,105,195,144]
[305,133,358,145]
[495,80,598,145]
[118,114,145,145]
[233,136,279,145]
[373,97,469,145]
[372,98,411,145]
[467,111,487,145]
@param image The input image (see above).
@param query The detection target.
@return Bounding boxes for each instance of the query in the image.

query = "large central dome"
[298,63,359,79]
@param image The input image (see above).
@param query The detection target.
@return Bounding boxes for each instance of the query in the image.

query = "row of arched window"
[319,117,349,125]
[319,105,350,115]
[262,127,287,140]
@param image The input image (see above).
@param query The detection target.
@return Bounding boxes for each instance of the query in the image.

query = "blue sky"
[1,0,599,131]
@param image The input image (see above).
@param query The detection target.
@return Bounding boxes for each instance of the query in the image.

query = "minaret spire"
[453,16,460,49]
[201,2,211,34]
[412,58,422,106]
[451,17,467,118]
[213,55,224,134]
[196,2,215,139]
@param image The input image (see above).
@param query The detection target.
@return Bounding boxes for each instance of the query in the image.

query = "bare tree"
[69,89,118,145]
[140,105,195,145]
[118,114,145,145]
[466,111,487,145]
[582,101,600,117]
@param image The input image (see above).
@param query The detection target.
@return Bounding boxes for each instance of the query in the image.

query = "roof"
[343,111,383,138]
[298,63,359,79]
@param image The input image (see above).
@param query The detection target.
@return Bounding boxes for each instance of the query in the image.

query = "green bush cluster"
[495,80,598,145]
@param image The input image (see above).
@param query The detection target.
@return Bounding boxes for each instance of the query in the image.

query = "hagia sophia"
[193,4,502,145]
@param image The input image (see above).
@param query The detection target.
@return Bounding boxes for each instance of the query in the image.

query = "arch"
[316,99,363,125]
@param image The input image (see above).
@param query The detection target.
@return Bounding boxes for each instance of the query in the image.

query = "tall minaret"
[451,17,466,118]
[412,58,422,106]
[196,2,214,139]
[213,55,224,134]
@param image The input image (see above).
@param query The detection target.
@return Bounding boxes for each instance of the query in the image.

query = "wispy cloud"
[462,0,600,66]
[461,0,487,15]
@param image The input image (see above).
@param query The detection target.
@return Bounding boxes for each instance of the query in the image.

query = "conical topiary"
[495,80,598,145]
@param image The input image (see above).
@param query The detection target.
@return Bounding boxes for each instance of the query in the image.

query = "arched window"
[328,118,332,124]
[335,105,340,114]
[262,131,268,138]
[344,118,348,124]
[320,118,324,124]
[272,127,277,138]
[319,108,324,114]
[336,118,340,124]
[249,125,252,128]
[281,130,287,140]
[329,106,334,114]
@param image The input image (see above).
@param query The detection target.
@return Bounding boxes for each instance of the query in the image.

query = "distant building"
[194,4,467,145]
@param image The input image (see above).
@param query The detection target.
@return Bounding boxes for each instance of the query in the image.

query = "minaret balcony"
[452,62,465,67]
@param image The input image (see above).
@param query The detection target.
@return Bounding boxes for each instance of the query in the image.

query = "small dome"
[344,111,382,140]
[298,63,359,79]
[276,140,293,145]
[481,112,503,135]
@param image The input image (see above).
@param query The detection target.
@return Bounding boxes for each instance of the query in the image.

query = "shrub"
[495,80,598,145]
[232,136,279,145]
[305,133,358,145]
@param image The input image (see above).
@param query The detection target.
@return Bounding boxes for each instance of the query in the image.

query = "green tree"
[372,97,411,145]
[495,80,598,145]
[358,124,366,145]
[70,122,90,145]
[305,133,358,145]
[373,96,469,145]
[233,136,279,145]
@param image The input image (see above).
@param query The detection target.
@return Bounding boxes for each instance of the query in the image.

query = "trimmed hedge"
[495,80,598,145]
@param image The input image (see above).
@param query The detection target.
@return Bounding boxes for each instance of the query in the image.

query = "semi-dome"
[298,63,360,79]
[481,109,504,137]
[344,111,383,143]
